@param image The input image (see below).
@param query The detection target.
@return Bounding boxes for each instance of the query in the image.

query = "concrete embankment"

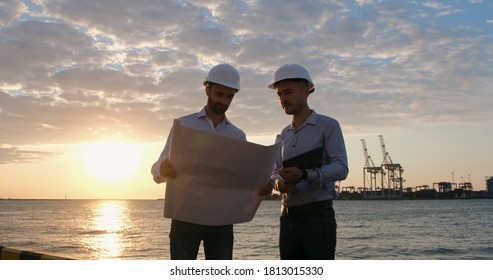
[0,245,74,260]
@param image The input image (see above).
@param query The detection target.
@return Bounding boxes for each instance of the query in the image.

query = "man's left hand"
[278,167,303,184]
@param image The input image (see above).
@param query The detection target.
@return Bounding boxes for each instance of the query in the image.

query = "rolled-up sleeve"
[151,129,173,184]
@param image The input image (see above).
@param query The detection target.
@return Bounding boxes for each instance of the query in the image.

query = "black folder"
[282,147,324,169]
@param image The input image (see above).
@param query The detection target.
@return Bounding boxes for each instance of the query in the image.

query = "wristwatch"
[301,169,308,181]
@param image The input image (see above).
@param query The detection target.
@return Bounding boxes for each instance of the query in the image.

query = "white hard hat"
[268,63,315,93]
[203,63,241,90]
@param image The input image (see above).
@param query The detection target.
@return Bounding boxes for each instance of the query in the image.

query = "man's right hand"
[276,179,295,194]
[159,158,177,178]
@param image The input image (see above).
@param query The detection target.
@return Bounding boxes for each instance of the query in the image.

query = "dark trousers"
[169,219,234,260]
[279,200,337,260]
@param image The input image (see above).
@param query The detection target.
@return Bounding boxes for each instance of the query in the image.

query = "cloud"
[422,1,450,10]
[0,0,492,151]
[422,1,462,17]
[0,0,25,25]
[0,145,59,164]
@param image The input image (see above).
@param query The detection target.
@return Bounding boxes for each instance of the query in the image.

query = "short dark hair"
[273,78,309,89]
[205,81,239,93]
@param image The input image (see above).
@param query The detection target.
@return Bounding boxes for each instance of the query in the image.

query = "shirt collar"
[289,110,318,131]
[305,110,318,126]
[197,106,231,125]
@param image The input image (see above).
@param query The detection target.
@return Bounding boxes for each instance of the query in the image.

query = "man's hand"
[278,167,303,184]
[159,158,177,178]
[258,179,274,196]
[276,179,295,194]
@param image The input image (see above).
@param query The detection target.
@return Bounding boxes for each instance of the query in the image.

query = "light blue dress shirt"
[272,110,349,207]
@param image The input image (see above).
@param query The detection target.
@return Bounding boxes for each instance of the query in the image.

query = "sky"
[1,0,492,199]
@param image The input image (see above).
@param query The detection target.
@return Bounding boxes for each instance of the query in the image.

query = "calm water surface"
[1,199,492,260]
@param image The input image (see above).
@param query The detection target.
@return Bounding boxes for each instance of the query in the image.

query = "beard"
[208,97,229,115]
[281,102,296,115]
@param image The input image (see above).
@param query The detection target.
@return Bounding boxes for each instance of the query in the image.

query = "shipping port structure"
[337,135,493,200]
[338,180,493,200]
[358,135,404,199]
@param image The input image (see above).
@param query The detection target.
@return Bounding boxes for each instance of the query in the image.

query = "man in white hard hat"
[268,63,349,260]
[151,64,273,260]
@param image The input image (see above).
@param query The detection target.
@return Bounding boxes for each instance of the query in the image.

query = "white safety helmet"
[203,63,241,90]
[268,63,315,93]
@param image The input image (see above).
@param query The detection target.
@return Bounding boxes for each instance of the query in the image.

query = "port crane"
[361,139,383,198]
[378,135,404,197]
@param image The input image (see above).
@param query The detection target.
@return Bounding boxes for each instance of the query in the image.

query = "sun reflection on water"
[83,200,130,259]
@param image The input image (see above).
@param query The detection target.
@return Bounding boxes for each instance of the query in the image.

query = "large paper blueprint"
[164,120,280,225]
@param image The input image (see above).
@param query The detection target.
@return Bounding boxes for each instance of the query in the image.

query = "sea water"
[1,199,492,260]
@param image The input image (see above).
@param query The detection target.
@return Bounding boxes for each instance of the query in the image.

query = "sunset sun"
[81,141,142,184]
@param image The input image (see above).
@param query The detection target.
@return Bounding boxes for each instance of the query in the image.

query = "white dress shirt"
[151,107,246,183]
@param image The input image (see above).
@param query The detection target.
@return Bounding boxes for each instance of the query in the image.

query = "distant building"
[487,176,493,194]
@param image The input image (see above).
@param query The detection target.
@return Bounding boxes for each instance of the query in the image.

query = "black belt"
[281,200,333,216]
